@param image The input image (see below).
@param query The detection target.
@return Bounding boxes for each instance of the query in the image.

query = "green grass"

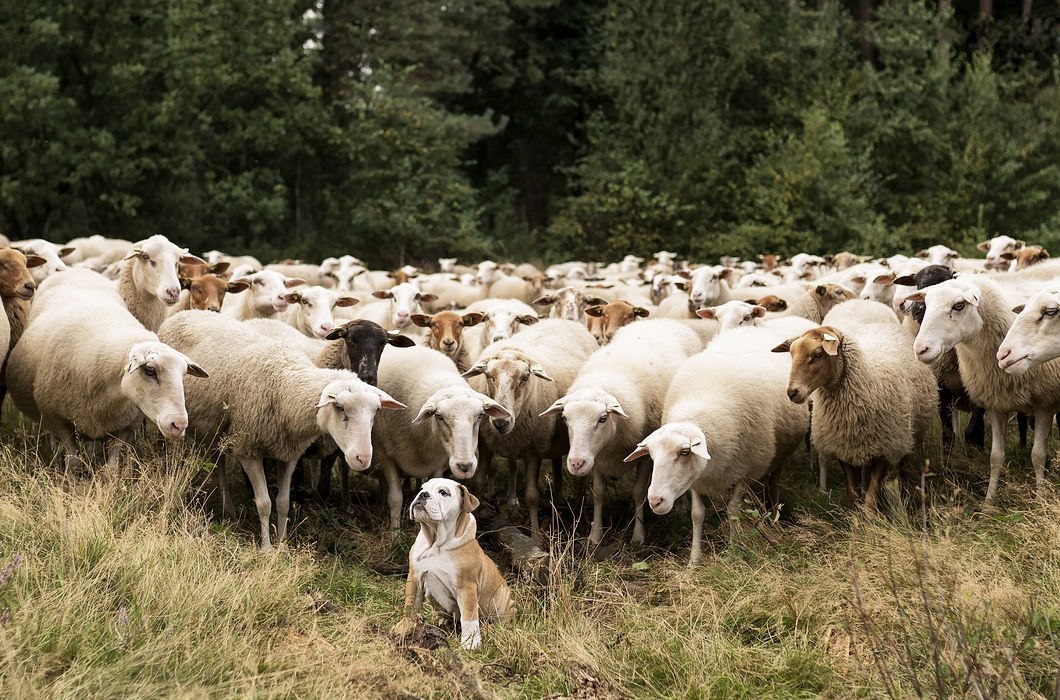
[0,413,1058,698]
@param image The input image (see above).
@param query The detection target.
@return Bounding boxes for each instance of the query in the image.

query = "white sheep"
[350,281,437,332]
[11,238,73,283]
[624,326,809,565]
[917,244,960,268]
[373,346,514,529]
[540,319,702,544]
[476,260,534,302]
[774,319,936,510]
[158,310,406,549]
[221,269,306,320]
[696,300,817,338]
[8,268,208,469]
[978,235,1024,270]
[997,286,1060,374]
[463,319,598,541]
[117,235,207,331]
[281,285,360,339]
[910,277,1060,501]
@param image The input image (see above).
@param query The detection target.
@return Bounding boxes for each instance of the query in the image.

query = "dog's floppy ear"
[459,484,480,513]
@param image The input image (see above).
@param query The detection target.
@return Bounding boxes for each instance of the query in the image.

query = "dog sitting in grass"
[392,478,514,650]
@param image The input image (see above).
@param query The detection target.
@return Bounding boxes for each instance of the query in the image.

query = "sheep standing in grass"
[9,269,209,469]
[159,311,406,549]
[463,319,598,541]
[540,319,701,544]
[118,235,208,331]
[624,326,809,565]
[373,346,514,529]
[911,277,1060,502]
[773,321,936,510]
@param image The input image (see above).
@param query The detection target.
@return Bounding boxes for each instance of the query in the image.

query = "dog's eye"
[439,488,450,497]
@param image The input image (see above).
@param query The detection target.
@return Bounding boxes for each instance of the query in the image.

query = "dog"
[393,478,514,649]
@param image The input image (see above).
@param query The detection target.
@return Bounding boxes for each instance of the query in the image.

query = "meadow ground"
[0,408,1058,699]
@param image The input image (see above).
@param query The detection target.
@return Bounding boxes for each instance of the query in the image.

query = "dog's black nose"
[414,491,429,502]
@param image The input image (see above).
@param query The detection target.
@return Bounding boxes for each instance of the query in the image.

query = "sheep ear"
[124,353,146,373]
[416,293,438,303]
[689,439,711,461]
[1012,304,1026,314]
[122,248,143,261]
[903,292,926,303]
[24,254,47,268]
[459,483,480,513]
[462,361,487,378]
[821,332,841,356]
[623,443,650,463]
[209,261,230,275]
[179,254,207,266]
[695,307,717,319]
[976,241,990,252]
[719,268,733,281]
[584,305,605,318]
[585,296,608,306]
[873,274,895,286]
[515,314,539,326]
[532,295,556,307]
[1015,240,1025,249]
[373,387,406,411]
[752,305,766,318]
[771,339,793,353]
[387,333,416,348]
[961,288,980,306]
[409,314,432,328]
[284,277,306,288]
[530,364,553,381]
[226,280,250,293]
[336,296,359,307]
[58,246,76,259]
[325,326,347,340]
[539,399,565,417]
[916,249,929,258]
[462,312,485,327]
[283,292,301,303]
[892,274,916,286]
[607,401,629,419]
[633,306,650,318]
[413,402,437,424]
[673,281,690,291]
[186,361,209,378]
[315,394,336,409]
[372,290,390,300]
[483,398,513,421]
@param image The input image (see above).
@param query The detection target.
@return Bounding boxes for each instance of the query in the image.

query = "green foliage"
[0,0,1057,264]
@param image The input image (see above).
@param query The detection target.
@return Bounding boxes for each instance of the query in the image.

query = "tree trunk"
[1021,0,1033,23]
[979,0,993,21]
[858,0,874,63]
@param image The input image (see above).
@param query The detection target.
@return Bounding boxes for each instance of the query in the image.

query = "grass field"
[0,412,1058,699]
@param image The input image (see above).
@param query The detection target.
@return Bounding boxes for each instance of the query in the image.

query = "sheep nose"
[492,335,505,342]
[164,286,181,301]
[493,419,510,433]
[997,347,1011,363]
[320,323,334,333]
[207,304,220,313]
[351,453,370,468]
[442,339,455,348]
[452,460,475,476]
[568,457,586,472]
[22,283,34,296]
[168,418,188,437]
[649,496,666,511]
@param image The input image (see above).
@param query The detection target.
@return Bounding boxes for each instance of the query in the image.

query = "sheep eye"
[597,414,607,424]
[1044,307,1059,317]
[254,279,263,286]
[439,488,450,497]
[520,374,529,383]
[435,414,445,423]
[303,301,312,307]
[140,253,150,261]
[143,365,157,377]
[333,404,345,413]
[679,448,691,457]
[952,301,965,312]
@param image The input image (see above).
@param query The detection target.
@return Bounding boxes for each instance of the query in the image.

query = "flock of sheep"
[0,232,1058,561]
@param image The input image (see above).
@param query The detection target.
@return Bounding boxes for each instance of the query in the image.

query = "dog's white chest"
[415,552,461,615]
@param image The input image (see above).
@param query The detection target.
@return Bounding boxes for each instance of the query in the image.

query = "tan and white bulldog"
[393,478,514,650]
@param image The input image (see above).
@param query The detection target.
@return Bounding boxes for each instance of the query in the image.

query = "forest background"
[1,0,1058,268]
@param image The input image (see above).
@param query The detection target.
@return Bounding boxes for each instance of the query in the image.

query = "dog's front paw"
[460,619,481,650]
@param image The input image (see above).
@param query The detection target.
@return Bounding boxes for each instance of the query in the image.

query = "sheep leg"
[725,482,746,538]
[274,458,299,543]
[1032,409,1051,494]
[938,386,955,448]
[240,457,273,551]
[589,468,605,545]
[863,459,887,512]
[46,418,86,472]
[817,453,828,494]
[385,463,404,530]
[689,489,706,566]
[965,406,986,450]
[631,458,650,546]
[525,453,542,545]
[213,455,237,519]
[104,430,132,470]
[985,411,1007,503]
[841,462,860,506]
[1017,413,1029,450]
